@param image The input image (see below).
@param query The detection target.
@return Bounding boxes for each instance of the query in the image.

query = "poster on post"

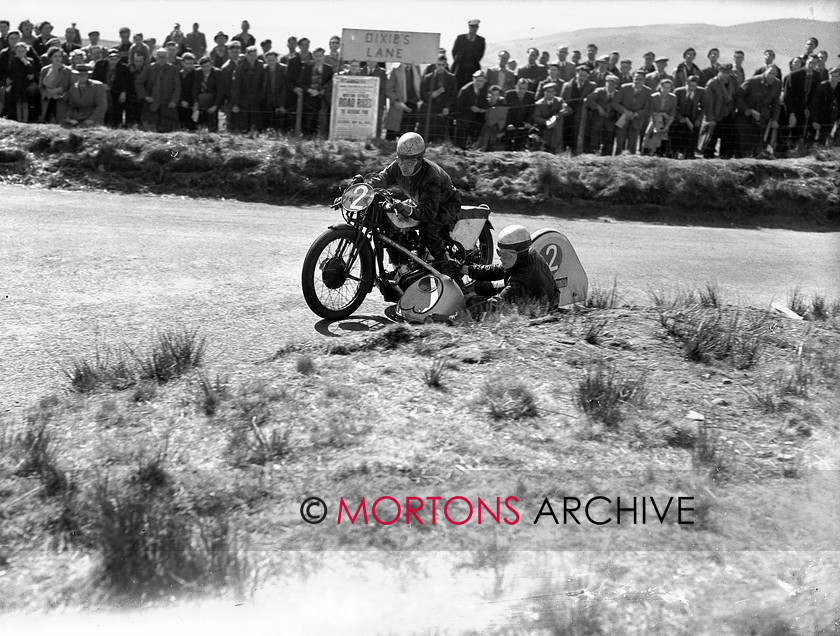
[329,75,380,141]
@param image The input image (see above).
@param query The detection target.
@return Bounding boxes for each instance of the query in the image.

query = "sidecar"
[394,227,588,323]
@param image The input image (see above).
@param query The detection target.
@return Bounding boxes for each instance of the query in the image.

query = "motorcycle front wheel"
[301,227,375,320]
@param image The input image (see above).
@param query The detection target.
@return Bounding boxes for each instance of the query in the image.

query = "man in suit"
[503,77,535,150]
[232,44,265,133]
[295,46,332,136]
[753,49,782,82]
[784,54,822,145]
[486,50,516,93]
[645,57,674,92]
[672,75,705,158]
[736,67,781,156]
[589,55,611,88]
[810,66,839,145]
[535,64,564,100]
[136,47,181,132]
[454,70,488,149]
[614,70,652,154]
[584,74,621,155]
[517,47,546,93]
[531,82,572,153]
[555,45,576,83]
[192,55,221,131]
[261,50,286,131]
[384,61,424,139]
[698,48,720,87]
[178,52,198,130]
[701,64,739,158]
[451,19,485,91]
[420,55,457,143]
[559,65,596,152]
[92,48,131,127]
[185,23,207,60]
[64,64,108,126]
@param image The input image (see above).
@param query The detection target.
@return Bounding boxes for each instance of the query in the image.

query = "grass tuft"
[786,285,808,317]
[576,359,648,427]
[296,355,316,375]
[482,378,538,421]
[133,327,207,384]
[197,372,230,416]
[699,281,723,308]
[585,278,621,309]
[691,421,727,480]
[423,358,446,388]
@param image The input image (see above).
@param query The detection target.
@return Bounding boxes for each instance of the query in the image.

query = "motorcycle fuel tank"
[395,274,466,323]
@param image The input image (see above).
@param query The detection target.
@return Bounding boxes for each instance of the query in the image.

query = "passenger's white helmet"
[497,225,532,269]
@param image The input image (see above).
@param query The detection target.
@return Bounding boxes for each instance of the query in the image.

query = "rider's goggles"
[496,247,519,260]
[396,155,421,170]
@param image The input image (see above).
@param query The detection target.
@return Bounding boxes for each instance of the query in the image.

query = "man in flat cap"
[674,48,701,88]
[560,65,596,152]
[645,56,673,92]
[584,73,621,154]
[701,63,739,158]
[81,30,101,62]
[452,19,485,91]
[590,54,611,87]
[532,82,572,153]
[92,47,131,126]
[64,64,108,126]
[454,69,489,148]
[614,70,652,154]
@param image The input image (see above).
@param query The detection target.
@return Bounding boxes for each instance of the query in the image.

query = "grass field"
[1,283,839,633]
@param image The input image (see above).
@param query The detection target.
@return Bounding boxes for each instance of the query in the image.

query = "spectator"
[218,41,242,130]
[451,19,485,91]
[560,65,595,152]
[185,23,207,60]
[64,64,107,126]
[38,37,61,66]
[798,37,818,67]
[454,69,488,149]
[66,22,81,47]
[641,51,655,74]
[816,50,829,82]
[280,36,297,65]
[325,35,341,70]
[532,82,572,153]
[258,39,272,63]
[784,54,821,146]
[614,70,652,154]
[607,51,620,77]
[136,47,181,132]
[732,50,746,85]
[673,48,701,88]
[645,56,673,92]
[232,45,265,133]
[590,54,610,88]
[178,52,198,130]
[18,19,35,47]
[571,50,581,66]
[33,21,54,57]
[92,48,131,127]
[754,50,782,82]
[701,63,739,158]
[503,77,535,151]
[698,48,720,87]
[61,27,80,60]
[9,41,39,122]
[672,75,705,158]
[475,84,508,150]
[232,20,255,48]
[261,50,286,131]
[297,46,333,136]
[420,55,456,143]
[168,30,189,58]
[0,20,9,52]
[38,45,73,123]
[164,40,182,67]
[584,74,621,155]
[192,55,221,131]
[583,43,598,71]
[643,78,677,155]
[125,50,147,126]
[517,47,545,92]
[115,27,132,63]
[369,61,388,138]
[384,61,423,139]
[810,66,839,145]
[81,30,101,61]
[486,50,516,93]
[736,66,781,157]
[536,64,564,100]
[538,50,550,68]
[555,45,576,83]
[129,33,150,67]
[210,32,229,68]
[618,59,633,85]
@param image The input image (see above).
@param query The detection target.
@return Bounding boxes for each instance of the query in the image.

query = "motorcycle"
[301,180,494,322]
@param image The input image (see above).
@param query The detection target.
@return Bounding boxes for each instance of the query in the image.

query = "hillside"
[489,19,840,72]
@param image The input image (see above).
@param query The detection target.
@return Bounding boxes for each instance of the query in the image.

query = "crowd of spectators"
[1,16,838,159]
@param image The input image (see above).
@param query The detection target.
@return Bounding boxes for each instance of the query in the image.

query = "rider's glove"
[395,201,414,218]
[350,174,365,185]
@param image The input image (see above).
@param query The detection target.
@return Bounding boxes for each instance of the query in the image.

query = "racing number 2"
[541,244,561,274]
[350,185,369,208]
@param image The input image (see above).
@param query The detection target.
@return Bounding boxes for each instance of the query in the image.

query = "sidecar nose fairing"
[395,274,466,323]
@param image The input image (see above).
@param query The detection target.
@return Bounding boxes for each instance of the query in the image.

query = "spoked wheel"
[301,227,374,320]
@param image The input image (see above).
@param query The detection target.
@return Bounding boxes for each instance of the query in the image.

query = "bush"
[576,359,648,426]
[482,378,538,421]
[133,328,207,384]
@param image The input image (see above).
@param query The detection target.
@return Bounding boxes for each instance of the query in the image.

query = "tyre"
[476,223,494,265]
[301,227,375,320]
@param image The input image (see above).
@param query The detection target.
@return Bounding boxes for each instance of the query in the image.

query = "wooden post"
[295,92,304,135]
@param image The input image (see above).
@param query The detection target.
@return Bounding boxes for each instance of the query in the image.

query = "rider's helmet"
[396,132,426,176]
[497,225,532,269]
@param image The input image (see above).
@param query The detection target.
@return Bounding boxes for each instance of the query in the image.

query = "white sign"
[329,75,380,141]
[341,28,440,64]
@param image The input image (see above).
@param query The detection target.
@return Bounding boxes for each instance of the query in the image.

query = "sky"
[9,0,840,54]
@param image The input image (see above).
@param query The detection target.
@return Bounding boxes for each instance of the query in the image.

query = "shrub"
[482,379,538,421]
[296,355,316,375]
[583,318,608,345]
[576,359,648,426]
[226,381,289,465]
[133,328,207,384]
[63,346,136,393]
[0,147,27,163]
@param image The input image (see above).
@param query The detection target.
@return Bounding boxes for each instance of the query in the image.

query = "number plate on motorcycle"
[342,183,374,211]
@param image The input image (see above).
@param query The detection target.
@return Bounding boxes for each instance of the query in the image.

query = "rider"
[365,132,463,278]
[462,224,559,311]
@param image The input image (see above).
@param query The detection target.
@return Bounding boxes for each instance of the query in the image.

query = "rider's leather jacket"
[369,158,461,225]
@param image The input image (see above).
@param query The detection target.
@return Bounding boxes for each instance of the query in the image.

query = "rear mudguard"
[451,204,493,251]
[530,228,588,306]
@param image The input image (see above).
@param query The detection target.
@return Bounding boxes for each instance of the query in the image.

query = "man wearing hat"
[560,65,596,152]
[129,33,150,67]
[735,66,781,157]
[810,66,840,146]
[641,51,656,74]
[210,32,230,68]
[645,56,674,92]
[454,69,489,148]
[185,23,207,60]
[64,63,107,127]
[92,48,131,126]
[672,75,705,158]
[80,30,101,62]
[698,48,721,87]
[451,19,485,92]
[486,50,516,93]
[674,48,701,88]
[503,77,536,150]
[701,63,739,158]
[136,48,181,132]
[614,70,652,154]
[555,45,576,83]
[584,73,621,154]
[590,54,611,87]
[532,81,572,153]
[517,47,547,93]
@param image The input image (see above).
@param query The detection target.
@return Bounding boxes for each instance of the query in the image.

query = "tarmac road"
[1,184,838,413]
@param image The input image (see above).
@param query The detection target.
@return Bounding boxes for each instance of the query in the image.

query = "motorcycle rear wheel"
[475,223,494,265]
[301,227,374,320]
